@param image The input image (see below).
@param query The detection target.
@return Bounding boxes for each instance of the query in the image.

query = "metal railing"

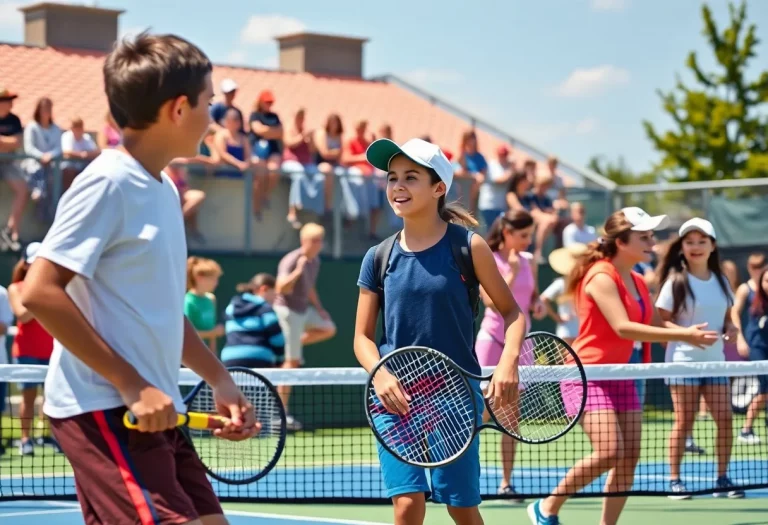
[4,150,767,256]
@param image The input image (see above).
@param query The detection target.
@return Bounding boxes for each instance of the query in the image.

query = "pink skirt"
[562,380,639,417]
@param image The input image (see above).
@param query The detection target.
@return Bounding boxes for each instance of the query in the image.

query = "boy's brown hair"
[103,32,212,130]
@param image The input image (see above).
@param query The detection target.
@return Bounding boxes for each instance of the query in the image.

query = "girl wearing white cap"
[529,208,719,525]
[354,138,527,525]
[654,218,743,499]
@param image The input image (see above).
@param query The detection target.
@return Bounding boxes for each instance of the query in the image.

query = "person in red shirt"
[344,120,381,239]
[7,242,55,456]
[527,207,719,525]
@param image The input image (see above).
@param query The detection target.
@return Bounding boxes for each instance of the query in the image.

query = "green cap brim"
[366,139,431,173]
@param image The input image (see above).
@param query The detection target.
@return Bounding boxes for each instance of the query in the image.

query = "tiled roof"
[0,42,576,185]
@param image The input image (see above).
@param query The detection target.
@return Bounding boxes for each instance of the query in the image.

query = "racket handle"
[123,411,227,430]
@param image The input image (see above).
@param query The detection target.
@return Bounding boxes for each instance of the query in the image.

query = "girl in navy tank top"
[355,138,527,525]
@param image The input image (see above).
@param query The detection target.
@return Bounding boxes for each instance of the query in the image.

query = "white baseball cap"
[220,78,238,94]
[24,242,41,264]
[621,207,670,232]
[679,217,716,240]
[365,138,455,192]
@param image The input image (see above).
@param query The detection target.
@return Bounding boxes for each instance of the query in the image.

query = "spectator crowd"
[1,79,586,258]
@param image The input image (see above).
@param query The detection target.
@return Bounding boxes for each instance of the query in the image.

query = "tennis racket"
[365,331,587,468]
[124,367,287,484]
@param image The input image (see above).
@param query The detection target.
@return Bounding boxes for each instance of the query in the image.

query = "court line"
[0,506,390,524]
[0,508,80,518]
[225,510,391,524]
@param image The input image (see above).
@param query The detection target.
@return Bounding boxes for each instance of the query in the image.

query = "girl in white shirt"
[655,218,741,499]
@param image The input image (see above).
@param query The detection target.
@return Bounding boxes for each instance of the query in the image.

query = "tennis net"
[1,361,767,502]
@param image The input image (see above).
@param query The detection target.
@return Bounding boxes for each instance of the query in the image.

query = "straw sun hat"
[548,243,588,276]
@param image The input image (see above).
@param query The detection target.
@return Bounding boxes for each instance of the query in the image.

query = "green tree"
[644,1,768,181]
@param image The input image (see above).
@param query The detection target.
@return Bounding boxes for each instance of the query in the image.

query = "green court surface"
[3,411,766,473]
[222,498,767,525]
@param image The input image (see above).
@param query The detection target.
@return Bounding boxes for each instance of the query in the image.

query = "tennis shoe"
[738,429,760,445]
[713,476,744,499]
[668,480,691,500]
[527,500,560,525]
[497,484,524,503]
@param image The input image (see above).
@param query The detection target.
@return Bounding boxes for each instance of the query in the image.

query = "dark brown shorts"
[50,407,223,525]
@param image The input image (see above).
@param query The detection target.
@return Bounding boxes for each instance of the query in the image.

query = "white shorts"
[273,305,335,363]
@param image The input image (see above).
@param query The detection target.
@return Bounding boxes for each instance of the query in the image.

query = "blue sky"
[2,0,767,174]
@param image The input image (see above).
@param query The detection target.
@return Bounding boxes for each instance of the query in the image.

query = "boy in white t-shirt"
[654,218,742,500]
[20,33,257,524]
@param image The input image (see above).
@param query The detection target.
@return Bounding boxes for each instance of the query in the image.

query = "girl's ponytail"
[437,196,479,228]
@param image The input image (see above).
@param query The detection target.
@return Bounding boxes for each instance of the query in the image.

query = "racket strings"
[368,350,476,465]
[490,334,585,443]
[188,370,284,481]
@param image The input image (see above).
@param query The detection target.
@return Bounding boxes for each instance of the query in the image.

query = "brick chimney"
[276,32,368,78]
[19,2,124,52]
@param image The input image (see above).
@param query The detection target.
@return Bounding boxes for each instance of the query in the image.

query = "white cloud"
[401,68,464,86]
[590,0,629,11]
[239,15,305,45]
[553,65,630,98]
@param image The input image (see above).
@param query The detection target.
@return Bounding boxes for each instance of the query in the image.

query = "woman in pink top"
[476,209,545,501]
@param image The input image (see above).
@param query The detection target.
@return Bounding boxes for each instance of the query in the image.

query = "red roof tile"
[0,42,579,185]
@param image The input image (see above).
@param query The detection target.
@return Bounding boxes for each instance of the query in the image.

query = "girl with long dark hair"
[654,218,742,499]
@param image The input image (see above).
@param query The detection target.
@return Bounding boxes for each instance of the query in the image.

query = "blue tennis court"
[3,460,767,500]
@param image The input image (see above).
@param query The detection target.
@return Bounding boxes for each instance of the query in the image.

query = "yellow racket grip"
[123,411,227,430]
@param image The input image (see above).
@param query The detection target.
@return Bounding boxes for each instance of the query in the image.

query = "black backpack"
[372,222,481,340]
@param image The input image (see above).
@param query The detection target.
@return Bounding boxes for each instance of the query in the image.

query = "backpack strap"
[446,223,481,321]
[372,230,401,337]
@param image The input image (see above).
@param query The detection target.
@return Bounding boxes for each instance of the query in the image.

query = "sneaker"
[713,476,745,499]
[35,436,63,453]
[738,429,761,445]
[685,438,706,455]
[285,415,303,432]
[498,484,525,503]
[19,439,34,456]
[668,479,692,500]
[526,500,559,525]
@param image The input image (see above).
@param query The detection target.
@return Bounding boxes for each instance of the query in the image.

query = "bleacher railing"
[3,151,768,257]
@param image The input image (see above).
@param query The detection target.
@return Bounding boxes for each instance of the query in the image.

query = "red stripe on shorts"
[92,411,157,525]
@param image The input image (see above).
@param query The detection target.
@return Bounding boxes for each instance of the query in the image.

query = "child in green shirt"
[185,257,224,354]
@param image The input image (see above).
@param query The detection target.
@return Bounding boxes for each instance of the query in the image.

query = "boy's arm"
[22,258,175,431]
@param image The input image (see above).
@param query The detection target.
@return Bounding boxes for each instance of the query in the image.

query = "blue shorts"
[374,380,484,507]
[666,376,729,387]
[15,356,50,390]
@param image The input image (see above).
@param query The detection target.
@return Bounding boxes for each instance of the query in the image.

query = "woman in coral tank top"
[527,208,719,525]
[8,242,55,456]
